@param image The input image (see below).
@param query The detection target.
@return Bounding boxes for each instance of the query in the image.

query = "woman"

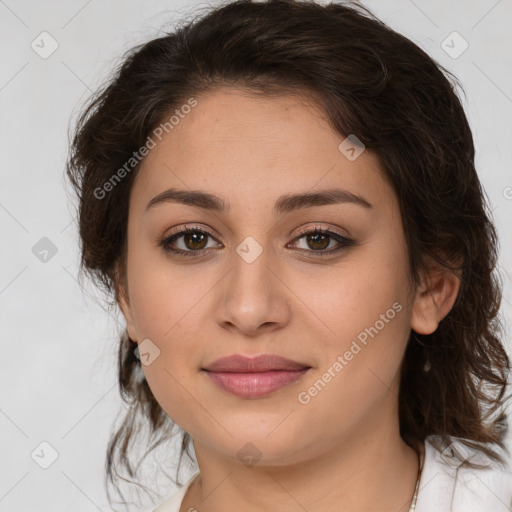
[65,0,512,510]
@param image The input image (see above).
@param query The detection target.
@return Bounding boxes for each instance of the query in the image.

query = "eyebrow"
[144,187,373,215]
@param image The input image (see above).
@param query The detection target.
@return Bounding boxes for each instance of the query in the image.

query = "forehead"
[130,88,395,215]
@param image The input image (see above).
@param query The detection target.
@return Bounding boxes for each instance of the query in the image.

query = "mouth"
[202,354,312,399]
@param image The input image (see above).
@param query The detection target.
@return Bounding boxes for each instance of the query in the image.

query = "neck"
[182,409,421,512]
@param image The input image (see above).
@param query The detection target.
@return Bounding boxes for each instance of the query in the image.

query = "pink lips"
[202,354,311,399]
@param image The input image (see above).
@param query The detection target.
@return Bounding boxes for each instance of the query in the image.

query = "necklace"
[408,445,425,512]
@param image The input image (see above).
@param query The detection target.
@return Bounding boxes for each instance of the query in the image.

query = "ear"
[114,264,139,342]
[411,256,461,335]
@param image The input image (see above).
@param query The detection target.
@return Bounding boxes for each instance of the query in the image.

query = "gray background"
[1,0,511,510]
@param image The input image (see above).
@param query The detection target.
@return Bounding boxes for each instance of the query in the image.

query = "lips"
[202,354,310,372]
[202,354,311,399]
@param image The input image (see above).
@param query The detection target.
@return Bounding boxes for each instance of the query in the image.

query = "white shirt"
[152,435,512,512]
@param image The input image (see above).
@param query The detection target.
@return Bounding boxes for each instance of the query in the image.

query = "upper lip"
[203,354,310,373]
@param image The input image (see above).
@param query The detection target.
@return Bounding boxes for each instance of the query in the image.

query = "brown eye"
[182,231,209,250]
[289,227,355,257]
[160,225,355,260]
[305,232,330,251]
[160,227,222,257]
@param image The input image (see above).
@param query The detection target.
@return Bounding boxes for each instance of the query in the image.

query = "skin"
[117,87,460,511]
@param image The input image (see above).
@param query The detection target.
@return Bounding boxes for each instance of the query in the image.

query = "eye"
[160,224,222,258]
[159,224,355,259]
[288,225,355,257]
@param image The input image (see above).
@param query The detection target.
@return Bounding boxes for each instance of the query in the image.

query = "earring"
[411,333,431,372]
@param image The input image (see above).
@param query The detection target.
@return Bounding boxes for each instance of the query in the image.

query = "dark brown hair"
[65,0,511,507]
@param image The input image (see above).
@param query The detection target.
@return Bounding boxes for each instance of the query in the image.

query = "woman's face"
[119,87,421,466]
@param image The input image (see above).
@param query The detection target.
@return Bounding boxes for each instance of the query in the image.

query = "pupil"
[185,232,207,250]
[308,233,329,250]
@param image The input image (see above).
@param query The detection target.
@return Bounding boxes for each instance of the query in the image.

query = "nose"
[214,243,292,337]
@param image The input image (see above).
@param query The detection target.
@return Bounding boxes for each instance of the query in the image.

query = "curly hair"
[65,0,511,507]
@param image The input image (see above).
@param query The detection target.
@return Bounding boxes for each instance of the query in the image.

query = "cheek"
[128,273,208,372]
[142,357,204,437]
[311,257,408,351]
[128,275,207,432]
[126,242,209,338]
[302,246,411,401]
[294,307,409,441]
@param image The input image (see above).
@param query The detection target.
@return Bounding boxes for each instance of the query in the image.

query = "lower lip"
[203,369,310,398]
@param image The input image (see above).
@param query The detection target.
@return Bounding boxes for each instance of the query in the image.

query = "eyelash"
[159,223,355,259]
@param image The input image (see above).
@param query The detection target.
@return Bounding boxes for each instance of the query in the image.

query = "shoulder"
[153,470,201,512]
[416,434,512,512]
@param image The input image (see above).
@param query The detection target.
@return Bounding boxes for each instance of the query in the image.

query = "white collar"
[415,435,512,512]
